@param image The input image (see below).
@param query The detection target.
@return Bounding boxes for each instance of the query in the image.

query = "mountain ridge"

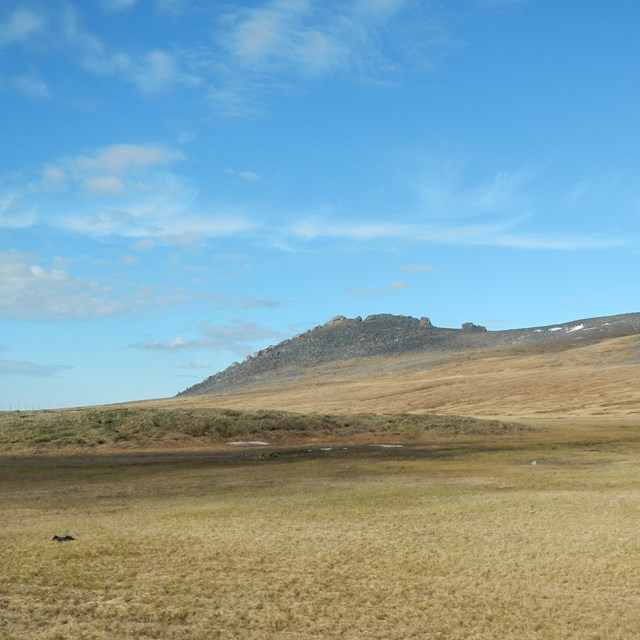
[178,311,640,397]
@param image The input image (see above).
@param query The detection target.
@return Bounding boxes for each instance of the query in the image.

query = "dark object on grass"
[52,535,75,542]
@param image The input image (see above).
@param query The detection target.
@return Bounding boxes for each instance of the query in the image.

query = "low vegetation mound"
[0,407,530,453]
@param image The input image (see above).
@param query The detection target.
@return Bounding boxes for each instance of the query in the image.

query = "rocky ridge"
[178,312,640,397]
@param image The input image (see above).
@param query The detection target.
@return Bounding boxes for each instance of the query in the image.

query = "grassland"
[3,331,640,638]
[2,412,640,639]
[0,407,531,454]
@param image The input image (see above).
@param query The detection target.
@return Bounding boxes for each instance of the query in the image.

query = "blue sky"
[1,0,639,409]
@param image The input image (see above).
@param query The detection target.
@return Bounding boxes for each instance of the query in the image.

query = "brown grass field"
[2,333,640,639]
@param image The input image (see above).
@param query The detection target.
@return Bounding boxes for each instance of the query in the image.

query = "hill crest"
[178,311,640,397]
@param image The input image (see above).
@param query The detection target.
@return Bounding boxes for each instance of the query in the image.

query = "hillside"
[173,312,640,418]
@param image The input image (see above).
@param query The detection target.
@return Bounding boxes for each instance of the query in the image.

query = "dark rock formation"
[461,322,487,333]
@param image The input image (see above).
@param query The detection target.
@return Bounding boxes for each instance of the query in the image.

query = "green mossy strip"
[0,407,530,451]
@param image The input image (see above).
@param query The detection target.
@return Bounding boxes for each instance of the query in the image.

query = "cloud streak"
[131,320,285,356]
[287,162,630,251]
[1,143,255,243]
[0,1,482,114]
[0,251,279,321]
[0,251,126,320]
[0,359,73,377]
[60,6,192,96]
[288,216,624,250]
[0,9,43,48]
[2,141,630,253]
[347,282,409,298]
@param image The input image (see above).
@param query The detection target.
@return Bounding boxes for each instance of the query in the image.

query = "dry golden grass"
[3,430,640,639]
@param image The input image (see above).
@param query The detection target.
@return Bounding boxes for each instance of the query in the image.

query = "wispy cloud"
[217,0,457,81]
[179,358,211,370]
[1,143,255,243]
[101,0,139,14]
[131,320,284,356]
[415,165,540,220]
[225,169,263,183]
[60,5,195,96]
[0,9,43,48]
[288,216,624,250]
[155,0,187,15]
[0,251,125,320]
[397,264,438,273]
[347,281,409,298]
[475,0,527,8]
[287,161,630,251]
[0,250,280,321]
[220,0,353,77]
[0,1,462,113]
[0,359,73,377]
[70,143,183,175]
[210,0,458,114]
[11,72,52,100]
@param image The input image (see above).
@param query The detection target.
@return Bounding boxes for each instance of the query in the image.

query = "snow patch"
[226,441,269,446]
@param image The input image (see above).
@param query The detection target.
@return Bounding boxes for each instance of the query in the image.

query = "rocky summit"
[178,312,640,397]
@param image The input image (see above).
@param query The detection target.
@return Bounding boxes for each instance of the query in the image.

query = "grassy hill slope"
[157,333,640,418]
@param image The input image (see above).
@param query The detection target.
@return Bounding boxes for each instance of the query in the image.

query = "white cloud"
[131,320,284,356]
[475,0,527,8]
[83,175,125,195]
[134,238,156,251]
[155,0,187,15]
[177,130,196,146]
[397,264,438,273]
[2,142,258,243]
[12,72,51,100]
[0,192,36,228]
[219,0,408,79]
[223,0,351,76]
[210,0,450,112]
[179,359,211,370]
[60,6,190,96]
[225,169,262,183]
[0,245,281,321]
[71,143,183,175]
[42,166,68,189]
[128,50,180,94]
[347,281,409,297]
[0,251,126,320]
[0,1,459,113]
[0,9,43,47]
[0,250,210,320]
[416,165,540,220]
[101,0,139,13]
[0,359,73,377]
[288,216,624,250]
[280,161,621,251]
